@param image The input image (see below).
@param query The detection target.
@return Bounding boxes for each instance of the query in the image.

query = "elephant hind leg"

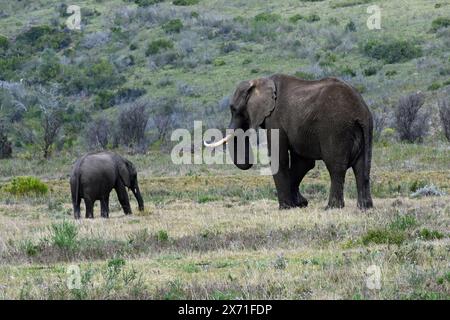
[100,195,110,218]
[290,152,315,208]
[324,162,347,209]
[85,198,95,219]
[352,154,373,209]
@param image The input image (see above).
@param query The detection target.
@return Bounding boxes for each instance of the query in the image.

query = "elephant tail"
[71,155,87,206]
[356,116,373,182]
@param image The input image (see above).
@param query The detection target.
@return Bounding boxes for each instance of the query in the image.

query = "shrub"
[162,19,183,33]
[431,17,450,32]
[289,14,304,23]
[438,98,450,141]
[411,184,445,198]
[362,228,406,246]
[37,49,61,83]
[331,0,372,8]
[134,0,164,7]
[16,25,71,51]
[4,176,48,196]
[86,117,112,150]
[363,66,378,76]
[213,59,226,66]
[394,92,429,143]
[145,39,174,56]
[305,14,320,23]
[50,221,78,251]
[117,99,150,149]
[418,228,444,240]
[156,230,169,242]
[173,0,199,5]
[87,59,124,92]
[427,82,441,91]
[254,13,280,23]
[362,38,422,64]
[345,20,356,32]
[94,90,116,110]
[0,35,9,50]
[294,71,316,80]
[0,122,12,159]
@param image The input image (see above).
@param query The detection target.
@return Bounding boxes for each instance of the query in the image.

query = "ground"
[0,143,448,299]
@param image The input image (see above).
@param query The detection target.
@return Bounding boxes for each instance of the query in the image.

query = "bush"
[345,20,356,32]
[438,98,450,141]
[94,90,116,110]
[173,0,199,5]
[418,228,444,240]
[289,14,304,23]
[362,38,422,64]
[162,19,183,33]
[87,59,124,92]
[145,39,174,56]
[363,66,378,76]
[16,25,72,51]
[0,35,9,50]
[50,221,78,251]
[305,14,320,23]
[428,82,441,91]
[86,117,112,150]
[4,176,48,196]
[0,122,12,159]
[254,13,280,23]
[411,185,445,198]
[394,92,429,143]
[431,17,450,32]
[294,71,316,80]
[118,100,150,149]
[362,228,406,246]
[134,0,164,7]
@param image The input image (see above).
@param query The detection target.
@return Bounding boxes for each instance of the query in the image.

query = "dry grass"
[0,175,448,299]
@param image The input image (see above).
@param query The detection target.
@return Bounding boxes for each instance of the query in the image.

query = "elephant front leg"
[115,184,132,215]
[268,129,295,209]
[84,199,95,219]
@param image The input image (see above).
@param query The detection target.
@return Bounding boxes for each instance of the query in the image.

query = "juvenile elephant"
[204,74,373,210]
[70,151,144,219]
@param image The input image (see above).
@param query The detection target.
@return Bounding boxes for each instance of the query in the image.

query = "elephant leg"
[73,197,81,220]
[268,129,295,209]
[115,184,132,215]
[85,198,95,219]
[100,195,110,218]
[290,152,315,208]
[352,154,373,209]
[325,164,347,209]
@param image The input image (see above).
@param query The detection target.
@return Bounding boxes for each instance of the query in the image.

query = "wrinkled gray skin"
[225,74,373,210]
[70,151,144,219]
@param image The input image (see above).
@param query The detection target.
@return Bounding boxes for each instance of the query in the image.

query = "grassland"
[0,142,449,299]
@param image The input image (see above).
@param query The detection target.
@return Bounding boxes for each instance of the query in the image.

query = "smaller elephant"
[70,151,144,219]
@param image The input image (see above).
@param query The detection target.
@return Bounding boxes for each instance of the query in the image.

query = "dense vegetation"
[0,0,449,159]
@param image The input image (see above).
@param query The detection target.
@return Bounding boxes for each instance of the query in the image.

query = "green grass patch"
[3,176,48,196]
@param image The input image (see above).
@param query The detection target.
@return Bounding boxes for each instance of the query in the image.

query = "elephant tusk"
[203,133,234,148]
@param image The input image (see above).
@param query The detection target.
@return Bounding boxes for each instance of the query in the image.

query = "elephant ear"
[118,160,131,187]
[246,78,277,129]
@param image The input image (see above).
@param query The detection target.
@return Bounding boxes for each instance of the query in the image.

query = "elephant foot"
[326,199,345,210]
[279,200,306,210]
[357,198,373,210]
[295,197,308,208]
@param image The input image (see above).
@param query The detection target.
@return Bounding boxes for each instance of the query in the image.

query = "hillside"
[1,0,449,156]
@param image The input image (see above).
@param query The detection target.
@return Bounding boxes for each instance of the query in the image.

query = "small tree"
[0,122,12,159]
[117,99,150,149]
[394,92,429,143]
[438,98,450,142]
[86,117,111,150]
[41,107,63,158]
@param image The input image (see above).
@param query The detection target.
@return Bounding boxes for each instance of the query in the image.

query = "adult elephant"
[204,74,373,210]
[70,151,144,219]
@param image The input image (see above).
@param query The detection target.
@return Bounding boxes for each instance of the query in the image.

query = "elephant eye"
[230,105,236,112]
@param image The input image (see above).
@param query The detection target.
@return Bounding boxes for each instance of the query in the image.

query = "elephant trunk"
[132,184,144,211]
[229,134,254,170]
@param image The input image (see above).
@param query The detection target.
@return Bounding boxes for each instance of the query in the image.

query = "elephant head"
[118,159,144,211]
[204,77,277,170]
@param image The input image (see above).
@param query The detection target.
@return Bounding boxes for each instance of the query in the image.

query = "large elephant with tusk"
[204,74,374,210]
